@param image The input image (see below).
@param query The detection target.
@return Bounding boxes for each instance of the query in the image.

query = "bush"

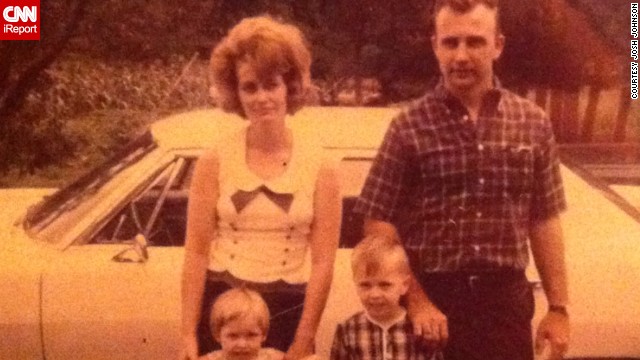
[32,54,211,117]
[1,55,212,186]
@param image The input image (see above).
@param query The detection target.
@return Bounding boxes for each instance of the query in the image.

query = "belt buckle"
[468,274,480,289]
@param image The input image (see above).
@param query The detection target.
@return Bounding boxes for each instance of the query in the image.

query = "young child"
[330,235,440,360]
[200,288,284,360]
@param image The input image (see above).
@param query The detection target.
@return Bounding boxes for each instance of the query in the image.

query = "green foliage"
[0,110,158,188]
[32,55,210,116]
[72,0,215,60]
[1,0,631,186]
[0,55,210,183]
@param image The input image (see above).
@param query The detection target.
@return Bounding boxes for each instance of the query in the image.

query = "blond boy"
[330,236,438,360]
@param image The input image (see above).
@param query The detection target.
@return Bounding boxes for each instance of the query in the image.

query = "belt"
[421,268,526,289]
[206,270,307,294]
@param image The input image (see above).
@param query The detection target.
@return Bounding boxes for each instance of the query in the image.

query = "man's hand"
[535,311,570,360]
[408,297,449,350]
[283,337,314,360]
[179,334,199,360]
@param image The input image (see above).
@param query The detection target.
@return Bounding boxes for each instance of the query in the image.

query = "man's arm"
[363,219,448,349]
[529,214,570,359]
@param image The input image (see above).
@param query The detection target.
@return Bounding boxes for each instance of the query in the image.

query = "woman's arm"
[286,161,341,360]
[180,150,220,360]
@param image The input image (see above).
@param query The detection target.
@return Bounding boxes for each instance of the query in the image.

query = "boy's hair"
[351,235,411,277]
[210,288,270,339]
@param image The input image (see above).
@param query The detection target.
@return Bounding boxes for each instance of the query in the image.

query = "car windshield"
[24,131,157,233]
[19,136,640,249]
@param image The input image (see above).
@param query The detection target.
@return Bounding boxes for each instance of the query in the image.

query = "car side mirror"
[112,234,149,263]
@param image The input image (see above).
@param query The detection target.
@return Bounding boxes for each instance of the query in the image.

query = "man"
[354,0,570,359]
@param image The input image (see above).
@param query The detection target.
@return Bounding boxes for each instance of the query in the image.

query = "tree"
[0,0,87,120]
[73,0,215,60]
[0,0,89,174]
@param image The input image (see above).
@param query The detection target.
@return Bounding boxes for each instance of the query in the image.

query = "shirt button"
[230,254,235,260]
[476,211,483,218]
[233,240,238,245]
[282,260,287,266]
[462,115,469,121]
[477,144,484,151]
[478,178,485,185]
[473,245,480,252]
[284,248,290,253]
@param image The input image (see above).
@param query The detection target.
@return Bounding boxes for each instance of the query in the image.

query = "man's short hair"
[431,0,501,33]
[210,287,270,339]
[434,0,498,13]
[351,235,411,277]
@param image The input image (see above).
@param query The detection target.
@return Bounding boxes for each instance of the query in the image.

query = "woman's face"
[236,60,288,124]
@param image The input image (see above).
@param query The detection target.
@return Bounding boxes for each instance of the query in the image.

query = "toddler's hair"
[210,287,270,338]
[351,235,411,277]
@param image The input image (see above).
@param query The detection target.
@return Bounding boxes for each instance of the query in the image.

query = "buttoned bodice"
[208,124,323,284]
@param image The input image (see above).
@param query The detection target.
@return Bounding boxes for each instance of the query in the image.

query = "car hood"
[149,107,401,151]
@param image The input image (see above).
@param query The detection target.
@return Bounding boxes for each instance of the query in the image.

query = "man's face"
[431,4,504,96]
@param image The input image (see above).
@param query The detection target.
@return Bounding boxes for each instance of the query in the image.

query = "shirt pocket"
[485,143,534,199]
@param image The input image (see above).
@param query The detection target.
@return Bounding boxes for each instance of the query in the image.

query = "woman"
[180,16,341,360]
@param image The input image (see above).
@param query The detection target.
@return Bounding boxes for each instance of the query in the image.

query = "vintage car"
[559,143,640,211]
[1,107,639,360]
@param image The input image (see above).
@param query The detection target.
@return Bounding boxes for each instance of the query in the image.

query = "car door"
[0,244,47,360]
[39,155,197,359]
[0,189,60,359]
[41,245,183,360]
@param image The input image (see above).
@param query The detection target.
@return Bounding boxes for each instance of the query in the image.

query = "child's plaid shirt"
[330,311,436,360]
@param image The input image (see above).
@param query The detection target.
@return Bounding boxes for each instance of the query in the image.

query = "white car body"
[1,108,639,359]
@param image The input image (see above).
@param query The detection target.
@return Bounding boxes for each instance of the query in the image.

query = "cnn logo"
[3,6,37,22]
[1,1,40,40]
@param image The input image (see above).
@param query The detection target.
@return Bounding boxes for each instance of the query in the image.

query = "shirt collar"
[364,309,407,330]
[433,76,503,111]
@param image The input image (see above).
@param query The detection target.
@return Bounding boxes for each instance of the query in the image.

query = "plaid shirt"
[354,81,567,272]
[330,311,433,360]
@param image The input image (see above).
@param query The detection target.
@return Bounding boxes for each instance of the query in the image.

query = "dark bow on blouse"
[230,185,294,213]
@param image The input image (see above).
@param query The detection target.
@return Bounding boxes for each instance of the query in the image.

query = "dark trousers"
[417,269,535,360]
[197,280,305,355]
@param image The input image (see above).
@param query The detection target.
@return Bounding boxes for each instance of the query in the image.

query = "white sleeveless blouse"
[208,124,324,284]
